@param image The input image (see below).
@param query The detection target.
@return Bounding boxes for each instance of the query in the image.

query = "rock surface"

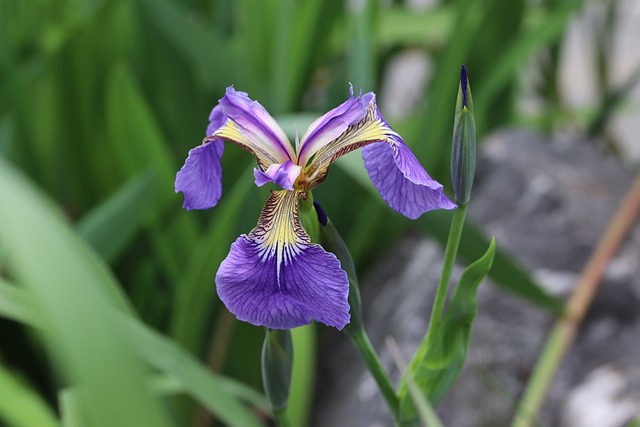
[313,130,640,427]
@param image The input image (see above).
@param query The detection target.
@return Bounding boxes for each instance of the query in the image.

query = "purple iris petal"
[216,235,350,330]
[175,140,224,210]
[254,161,302,191]
[298,85,368,165]
[206,105,227,136]
[362,139,456,219]
[218,87,294,162]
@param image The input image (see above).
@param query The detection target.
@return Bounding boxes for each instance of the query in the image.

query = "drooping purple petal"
[362,139,456,219]
[206,104,227,137]
[216,190,350,330]
[254,161,302,191]
[297,85,368,165]
[215,87,295,166]
[175,140,224,210]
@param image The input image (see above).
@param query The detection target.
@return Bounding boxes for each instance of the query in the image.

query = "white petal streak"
[248,189,308,291]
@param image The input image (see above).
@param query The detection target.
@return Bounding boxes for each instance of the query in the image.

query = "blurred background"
[0,0,639,426]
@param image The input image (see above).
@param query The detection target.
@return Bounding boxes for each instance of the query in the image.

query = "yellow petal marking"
[207,119,290,170]
[248,189,309,290]
[302,101,395,188]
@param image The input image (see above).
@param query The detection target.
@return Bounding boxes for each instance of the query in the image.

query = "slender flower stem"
[511,173,640,427]
[425,204,468,343]
[273,408,292,427]
[349,328,400,418]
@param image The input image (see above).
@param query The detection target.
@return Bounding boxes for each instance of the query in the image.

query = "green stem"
[511,174,640,427]
[425,204,467,343]
[349,328,399,419]
[273,408,292,427]
[511,323,566,427]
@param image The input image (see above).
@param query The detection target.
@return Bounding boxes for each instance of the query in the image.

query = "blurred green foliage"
[0,0,592,425]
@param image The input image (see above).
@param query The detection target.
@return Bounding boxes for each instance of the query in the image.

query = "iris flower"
[176,86,455,330]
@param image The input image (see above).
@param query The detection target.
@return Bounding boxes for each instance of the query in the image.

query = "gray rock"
[313,130,640,427]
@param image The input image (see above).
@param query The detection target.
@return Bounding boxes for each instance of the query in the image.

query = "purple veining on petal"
[362,141,456,219]
[175,139,225,210]
[297,85,368,165]
[218,87,294,161]
[253,161,302,191]
[216,235,350,330]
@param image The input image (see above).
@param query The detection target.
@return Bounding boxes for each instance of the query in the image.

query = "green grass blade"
[0,157,173,427]
[475,0,582,107]
[0,362,60,427]
[0,277,37,325]
[347,0,377,91]
[112,310,269,426]
[377,6,453,47]
[136,0,234,91]
[0,278,268,426]
[76,171,157,263]
[59,388,89,427]
[105,63,198,283]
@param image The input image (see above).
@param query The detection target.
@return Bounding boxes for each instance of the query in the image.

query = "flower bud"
[451,65,476,206]
[261,329,293,412]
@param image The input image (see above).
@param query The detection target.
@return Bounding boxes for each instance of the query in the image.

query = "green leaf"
[398,238,496,424]
[76,171,158,263]
[0,158,266,427]
[392,359,443,427]
[474,0,583,109]
[0,277,269,427]
[136,0,234,91]
[0,157,173,427]
[60,389,89,427]
[0,362,60,427]
[418,211,563,314]
[347,0,377,91]
[377,5,453,47]
[105,63,198,283]
[0,277,37,325]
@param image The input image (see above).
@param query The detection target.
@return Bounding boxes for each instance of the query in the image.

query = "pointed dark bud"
[451,65,476,206]
[460,64,469,108]
[313,200,328,226]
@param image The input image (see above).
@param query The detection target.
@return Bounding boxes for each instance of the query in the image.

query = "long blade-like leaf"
[0,157,173,427]
[0,362,60,427]
[0,278,268,425]
[76,171,157,263]
[398,239,496,424]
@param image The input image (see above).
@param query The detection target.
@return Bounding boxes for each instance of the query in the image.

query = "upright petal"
[209,87,295,169]
[362,139,456,219]
[297,85,367,165]
[216,190,350,330]
[175,139,224,210]
[300,91,396,188]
